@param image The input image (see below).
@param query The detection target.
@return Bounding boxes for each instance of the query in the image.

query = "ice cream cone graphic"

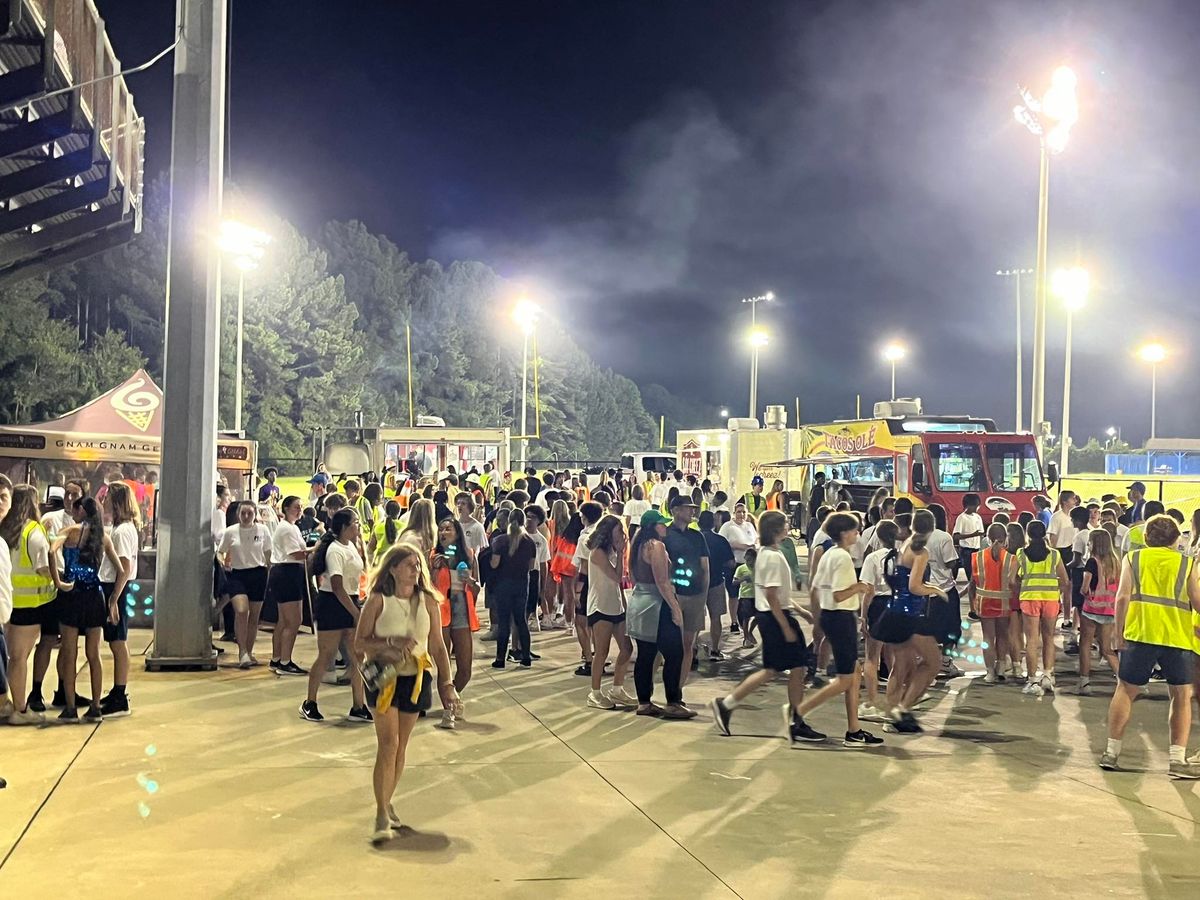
[112,378,160,433]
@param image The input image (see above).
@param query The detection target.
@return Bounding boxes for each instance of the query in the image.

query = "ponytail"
[384,499,401,546]
[507,508,525,556]
[910,509,935,553]
[314,509,355,578]
[1024,519,1050,562]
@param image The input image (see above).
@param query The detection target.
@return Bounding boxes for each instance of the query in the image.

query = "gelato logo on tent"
[111,378,160,433]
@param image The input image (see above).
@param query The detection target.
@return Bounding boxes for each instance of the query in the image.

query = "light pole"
[881,342,906,401]
[1138,343,1166,440]
[740,291,774,418]
[1105,426,1121,449]
[996,268,1034,430]
[1014,66,1079,449]
[1052,267,1088,475]
[218,219,271,433]
[513,298,539,469]
[748,327,769,420]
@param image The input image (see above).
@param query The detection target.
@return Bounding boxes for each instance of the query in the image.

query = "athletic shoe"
[321,671,351,686]
[606,686,638,708]
[347,705,373,724]
[0,699,13,720]
[27,691,45,713]
[1059,619,1072,633]
[884,712,923,734]
[587,689,616,710]
[789,718,826,745]
[857,703,887,723]
[334,656,348,669]
[1186,751,1200,766]
[99,693,131,718]
[57,707,80,724]
[983,672,998,685]
[709,648,727,662]
[1022,678,1040,695]
[219,631,237,643]
[480,629,498,642]
[51,687,91,708]
[519,656,532,668]
[437,710,456,729]
[1149,667,1166,682]
[372,824,394,847]
[238,652,253,669]
[574,663,591,677]
[279,661,308,676]
[635,703,663,717]
[741,634,755,649]
[249,654,261,666]
[710,698,733,736]
[1078,679,1092,697]
[730,621,741,634]
[298,700,324,722]
[661,703,697,720]
[269,660,281,672]
[1168,761,1200,780]
[530,616,542,633]
[491,660,505,669]
[936,661,963,679]
[7,706,45,726]
[843,729,884,748]
[1040,674,1055,694]
[1064,638,1080,656]
[1098,752,1120,771]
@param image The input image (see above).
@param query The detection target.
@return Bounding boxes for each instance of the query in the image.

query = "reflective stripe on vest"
[1018,550,1058,601]
[1126,548,1194,650]
[743,493,766,515]
[973,547,1009,599]
[12,520,54,608]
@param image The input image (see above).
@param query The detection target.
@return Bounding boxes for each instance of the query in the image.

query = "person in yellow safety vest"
[1101,514,1200,778]
[1122,499,1164,555]
[742,475,767,519]
[970,523,1012,684]
[2,484,72,725]
[1012,519,1069,697]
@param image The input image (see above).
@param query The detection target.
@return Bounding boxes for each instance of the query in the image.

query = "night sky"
[97,0,1200,445]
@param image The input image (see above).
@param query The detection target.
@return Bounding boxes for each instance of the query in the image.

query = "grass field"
[1061,473,1200,522]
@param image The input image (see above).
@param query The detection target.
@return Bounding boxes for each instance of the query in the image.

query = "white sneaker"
[938,660,963,679]
[857,703,886,723]
[453,698,465,719]
[7,706,44,725]
[551,614,566,629]
[321,670,342,685]
[983,672,998,685]
[587,689,616,710]
[606,685,638,708]
[1022,680,1039,695]
[529,615,542,633]
[1078,679,1092,697]
[249,654,261,666]
[1040,674,1054,694]
[0,698,13,720]
[239,652,253,669]
[1187,750,1200,766]
[436,710,456,730]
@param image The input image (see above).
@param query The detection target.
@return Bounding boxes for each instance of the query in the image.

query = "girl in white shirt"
[219,501,273,669]
[265,496,310,676]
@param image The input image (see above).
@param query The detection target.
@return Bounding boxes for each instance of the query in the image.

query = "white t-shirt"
[271,521,306,565]
[529,530,551,567]
[319,540,364,596]
[753,545,796,613]
[812,528,831,547]
[99,521,139,582]
[41,509,72,539]
[572,525,597,568]
[211,503,229,546]
[850,532,868,567]
[719,520,757,562]
[925,530,959,592]
[1048,509,1076,550]
[460,518,487,556]
[953,512,984,550]
[859,546,894,595]
[624,498,651,523]
[814,545,859,611]
[0,541,11,624]
[219,523,271,569]
[1070,526,1093,564]
[649,482,669,506]
[861,524,879,555]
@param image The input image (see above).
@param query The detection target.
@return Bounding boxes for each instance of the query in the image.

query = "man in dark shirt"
[698,509,734,661]
[807,472,827,525]
[664,494,709,694]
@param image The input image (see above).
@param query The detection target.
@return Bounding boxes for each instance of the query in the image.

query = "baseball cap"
[640,509,671,529]
[436,469,451,482]
[465,472,481,486]
[751,475,764,486]
[1127,481,1147,492]
[306,472,331,486]
[669,494,699,510]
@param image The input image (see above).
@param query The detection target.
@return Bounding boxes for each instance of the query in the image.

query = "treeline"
[0,178,716,464]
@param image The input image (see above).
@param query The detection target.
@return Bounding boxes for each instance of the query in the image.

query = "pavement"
[2,621,1200,899]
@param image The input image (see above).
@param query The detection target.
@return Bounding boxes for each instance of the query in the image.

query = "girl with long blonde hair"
[1077,528,1121,695]
[399,498,437,555]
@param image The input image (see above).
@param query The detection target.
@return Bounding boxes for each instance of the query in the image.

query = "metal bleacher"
[0,0,143,285]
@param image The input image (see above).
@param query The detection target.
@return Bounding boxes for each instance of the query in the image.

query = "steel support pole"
[234,268,244,433]
[1015,272,1023,432]
[519,330,529,470]
[1060,309,1073,476]
[1031,145,1050,450]
[1150,364,1158,440]
[147,0,226,671]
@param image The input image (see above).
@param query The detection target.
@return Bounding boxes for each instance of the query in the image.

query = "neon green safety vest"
[743,493,766,516]
[1125,548,1195,651]
[1017,550,1058,601]
[1127,524,1146,552]
[12,520,54,609]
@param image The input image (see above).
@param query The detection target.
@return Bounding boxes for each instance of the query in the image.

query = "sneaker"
[1149,667,1166,682]
[635,703,663,717]
[279,661,308,676]
[249,654,261,666]
[606,685,638,708]
[334,656,348,669]
[99,693,131,718]
[983,672,998,685]
[709,648,726,662]
[587,689,616,710]
[789,717,827,745]
[1064,638,1080,656]
[530,616,542,633]
[8,706,45,726]
[436,710,456,729]
[372,824,394,847]
[490,660,505,669]
[1059,619,1073,633]
[1098,751,1120,771]
[936,661,963,680]
[0,698,13,720]
[661,703,698,720]
[741,635,755,649]
[551,614,567,629]
[843,729,884,748]
[857,703,887,723]
[1187,751,1200,766]
[57,707,80,724]
[219,631,237,643]
[710,698,733,736]
[1168,761,1200,780]
[83,706,103,723]
[298,700,324,722]
[1078,679,1092,697]
[883,712,923,734]
[730,621,741,634]
[321,671,351,686]
[51,687,91,708]
[269,660,281,672]
[1040,674,1055,694]
[574,663,591,677]
[27,691,45,713]
[480,629,498,642]
[239,652,253,669]
[1022,677,1040,695]
[347,705,373,724]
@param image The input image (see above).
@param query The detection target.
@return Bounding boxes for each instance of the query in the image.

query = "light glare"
[512,297,539,335]
[1052,267,1089,310]
[1138,343,1166,365]
[882,342,906,362]
[749,327,769,348]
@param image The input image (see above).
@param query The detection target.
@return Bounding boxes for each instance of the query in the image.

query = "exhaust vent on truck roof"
[873,399,923,418]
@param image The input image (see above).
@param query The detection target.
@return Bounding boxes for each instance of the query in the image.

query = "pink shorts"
[1020,600,1059,618]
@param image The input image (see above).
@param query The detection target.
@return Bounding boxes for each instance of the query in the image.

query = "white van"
[621,452,677,483]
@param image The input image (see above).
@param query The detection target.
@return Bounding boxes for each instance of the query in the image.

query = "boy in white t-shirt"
[952,493,985,580]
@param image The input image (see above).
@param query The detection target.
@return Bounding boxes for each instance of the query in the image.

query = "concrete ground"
[3,621,1200,899]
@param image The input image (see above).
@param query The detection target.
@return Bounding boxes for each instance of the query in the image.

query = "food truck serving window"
[985,443,1044,492]
[928,442,987,492]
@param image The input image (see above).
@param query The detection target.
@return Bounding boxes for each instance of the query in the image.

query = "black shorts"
[226,566,268,603]
[366,670,432,714]
[737,597,755,624]
[755,610,808,673]
[266,564,308,604]
[928,587,962,646]
[1119,641,1194,686]
[587,611,626,626]
[213,558,227,599]
[57,585,107,631]
[1069,568,1085,610]
[866,594,889,633]
[9,599,58,633]
[315,590,359,631]
[101,581,131,642]
[527,570,541,617]
[819,608,860,675]
[870,600,917,645]
[958,547,975,580]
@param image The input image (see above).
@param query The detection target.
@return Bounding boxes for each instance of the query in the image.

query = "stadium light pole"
[1138,343,1167,440]
[218,219,270,434]
[740,291,774,419]
[996,268,1034,430]
[881,342,906,401]
[513,298,539,470]
[1014,66,1078,451]
[1052,267,1088,476]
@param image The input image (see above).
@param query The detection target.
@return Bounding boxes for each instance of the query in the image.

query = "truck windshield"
[985,443,1044,492]
[927,442,987,492]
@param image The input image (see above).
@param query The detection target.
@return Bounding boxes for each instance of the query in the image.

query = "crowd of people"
[4,463,1200,837]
